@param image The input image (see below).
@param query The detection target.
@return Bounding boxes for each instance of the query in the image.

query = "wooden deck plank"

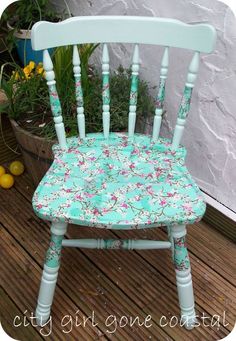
[0,227,107,341]
[67,227,232,341]
[107,228,236,328]
[0,172,235,340]
[187,221,236,285]
[0,287,44,341]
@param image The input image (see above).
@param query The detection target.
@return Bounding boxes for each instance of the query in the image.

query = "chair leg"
[35,222,67,326]
[171,224,197,330]
[167,225,174,261]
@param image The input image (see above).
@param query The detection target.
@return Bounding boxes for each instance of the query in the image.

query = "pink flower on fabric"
[98,169,105,174]
[184,184,192,188]
[160,200,167,206]
[79,161,85,165]
[136,182,142,188]
[93,208,100,215]
[84,192,95,198]
[90,157,96,161]
[131,148,139,155]
[167,192,174,197]
[147,187,154,195]
[111,194,117,201]
[65,189,72,193]
[75,194,83,200]
[108,164,114,170]
[134,195,141,201]
[129,163,135,169]
[104,149,109,156]
[121,203,128,209]
[182,203,192,212]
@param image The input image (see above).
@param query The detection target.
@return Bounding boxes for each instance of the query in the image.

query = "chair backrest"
[31,16,216,149]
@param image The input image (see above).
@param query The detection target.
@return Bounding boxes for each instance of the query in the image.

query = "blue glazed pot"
[16,37,44,65]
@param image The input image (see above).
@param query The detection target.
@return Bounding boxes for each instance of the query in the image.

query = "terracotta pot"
[10,119,55,187]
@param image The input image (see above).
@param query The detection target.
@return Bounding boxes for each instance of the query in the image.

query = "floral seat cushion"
[32,133,206,229]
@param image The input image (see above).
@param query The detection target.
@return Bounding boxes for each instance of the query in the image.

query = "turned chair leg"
[35,222,67,326]
[171,224,197,330]
[167,225,174,261]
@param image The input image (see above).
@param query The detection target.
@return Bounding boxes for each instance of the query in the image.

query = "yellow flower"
[36,63,46,78]
[28,61,36,71]
[23,61,36,78]
[36,63,44,75]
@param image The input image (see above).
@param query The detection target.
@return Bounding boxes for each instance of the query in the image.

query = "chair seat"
[32,132,206,229]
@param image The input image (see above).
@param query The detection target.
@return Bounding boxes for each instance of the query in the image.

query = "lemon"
[9,161,25,176]
[0,174,14,189]
[0,165,6,177]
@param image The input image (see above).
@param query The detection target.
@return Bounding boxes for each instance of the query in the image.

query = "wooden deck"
[0,171,235,340]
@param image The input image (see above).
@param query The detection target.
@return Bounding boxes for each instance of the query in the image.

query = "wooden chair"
[31,16,216,329]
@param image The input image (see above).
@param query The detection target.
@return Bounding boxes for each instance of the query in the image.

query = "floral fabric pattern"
[102,74,110,105]
[156,78,166,109]
[45,234,63,267]
[33,133,206,229]
[75,75,84,107]
[129,75,139,106]
[104,239,126,249]
[173,236,190,271]
[178,86,193,119]
[49,84,62,117]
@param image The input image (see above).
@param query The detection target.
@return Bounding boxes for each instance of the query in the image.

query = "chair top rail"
[31,16,216,53]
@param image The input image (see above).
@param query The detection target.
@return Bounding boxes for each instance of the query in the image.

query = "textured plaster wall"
[54,0,236,212]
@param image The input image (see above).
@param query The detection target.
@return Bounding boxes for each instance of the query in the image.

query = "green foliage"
[81,66,155,134]
[2,0,67,52]
[4,0,64,31]
[52,44,99,118]
[0,61,47,118]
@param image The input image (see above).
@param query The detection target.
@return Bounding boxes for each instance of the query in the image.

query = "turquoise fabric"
[32,133,206,229]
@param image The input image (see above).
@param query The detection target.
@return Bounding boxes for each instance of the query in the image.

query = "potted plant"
[0,45,155,186]
[3,0,66,65]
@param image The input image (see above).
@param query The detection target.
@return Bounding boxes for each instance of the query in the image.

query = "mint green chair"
[31,16,216,329]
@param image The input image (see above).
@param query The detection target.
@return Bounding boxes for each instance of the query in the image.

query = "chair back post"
[128,44,139,138]
[73,45,85,139]
[152,46,169,141]
[102,44,110,138]
[43,49,67,149]
[172,51,200,150]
